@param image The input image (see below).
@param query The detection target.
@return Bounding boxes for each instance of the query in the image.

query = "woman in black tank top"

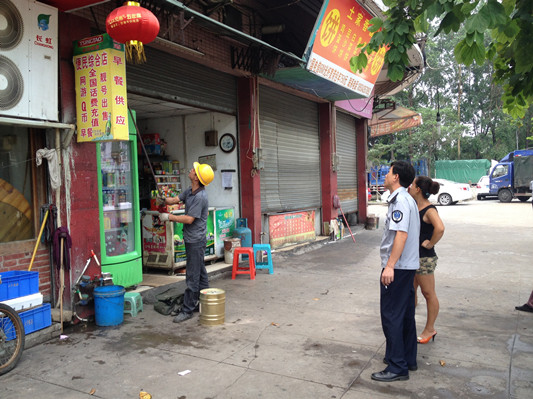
[409,176,445,344]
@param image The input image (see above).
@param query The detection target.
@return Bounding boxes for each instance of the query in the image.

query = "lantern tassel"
[125,40,146,64]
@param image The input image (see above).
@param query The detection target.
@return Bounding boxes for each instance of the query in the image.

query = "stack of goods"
[0,271,52,336]
[141,133,162,155]
[150,189,181,211]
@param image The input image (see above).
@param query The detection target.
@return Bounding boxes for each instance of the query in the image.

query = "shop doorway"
[125,92,240,286]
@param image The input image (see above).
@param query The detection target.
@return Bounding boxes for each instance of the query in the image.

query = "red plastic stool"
[231,247,255,280]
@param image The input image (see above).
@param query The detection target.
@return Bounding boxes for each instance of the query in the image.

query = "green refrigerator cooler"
[96,111,142,287]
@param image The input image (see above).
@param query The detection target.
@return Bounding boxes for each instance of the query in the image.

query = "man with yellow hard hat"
[158,162,214,322]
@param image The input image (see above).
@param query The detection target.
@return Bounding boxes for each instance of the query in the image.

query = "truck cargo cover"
[513,155,533,188]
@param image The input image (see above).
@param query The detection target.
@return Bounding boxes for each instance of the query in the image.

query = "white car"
[380,178,474,206]
[476,175,494,200]
[430,179,474,205]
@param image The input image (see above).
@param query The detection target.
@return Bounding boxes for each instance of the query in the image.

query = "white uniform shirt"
[380,186,420,270]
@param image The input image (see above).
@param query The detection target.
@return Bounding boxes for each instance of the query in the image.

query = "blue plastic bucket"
[93,285,125,326]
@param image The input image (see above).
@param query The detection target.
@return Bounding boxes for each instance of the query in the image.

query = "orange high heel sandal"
[417,331,437,344]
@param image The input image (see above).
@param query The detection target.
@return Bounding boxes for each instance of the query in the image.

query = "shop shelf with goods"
[151,173,181,210]
[138,152,181,210]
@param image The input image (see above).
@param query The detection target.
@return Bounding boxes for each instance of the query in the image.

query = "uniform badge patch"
[392,210,403,223]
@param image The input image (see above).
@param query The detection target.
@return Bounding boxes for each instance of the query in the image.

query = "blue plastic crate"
[2,303,52,341]
[0,271,39,301]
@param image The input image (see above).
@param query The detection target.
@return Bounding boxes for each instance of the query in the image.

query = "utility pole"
[457,64,462,159]
[436,89,441,137]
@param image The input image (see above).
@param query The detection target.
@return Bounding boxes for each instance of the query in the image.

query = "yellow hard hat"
[193,162,214,186]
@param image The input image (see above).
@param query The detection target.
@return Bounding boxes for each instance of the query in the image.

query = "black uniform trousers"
[380,268,417,375]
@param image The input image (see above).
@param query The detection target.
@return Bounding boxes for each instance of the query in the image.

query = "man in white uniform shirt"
[372,161,420,382]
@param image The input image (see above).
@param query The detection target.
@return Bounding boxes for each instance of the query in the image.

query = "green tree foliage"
[368,14,533,171]
[353,0,533,118]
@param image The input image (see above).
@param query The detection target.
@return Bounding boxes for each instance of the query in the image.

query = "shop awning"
[151,1,422,103]
[42,0,423,103]
[0,116,75,130]
[369,103,422,137]
[43,0,110,12]
[268,67,367,102]
[161,0,306,65]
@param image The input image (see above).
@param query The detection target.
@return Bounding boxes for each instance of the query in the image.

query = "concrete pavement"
[1,201,532,398]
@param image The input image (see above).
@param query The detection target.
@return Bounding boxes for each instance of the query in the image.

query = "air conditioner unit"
[0,0,58,121]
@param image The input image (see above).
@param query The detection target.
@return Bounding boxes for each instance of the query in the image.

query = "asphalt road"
[370,196,533,228]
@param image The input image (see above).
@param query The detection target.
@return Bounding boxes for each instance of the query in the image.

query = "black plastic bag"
[153,287,184,316]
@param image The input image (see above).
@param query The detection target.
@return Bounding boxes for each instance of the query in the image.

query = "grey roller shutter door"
[336,111,358,213]
[259,86,321,213]
[126,47,237,114]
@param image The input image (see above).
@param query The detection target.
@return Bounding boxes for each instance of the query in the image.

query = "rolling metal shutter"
[126,47,237,114]
[259,86,320,213]
[336,111,358,213]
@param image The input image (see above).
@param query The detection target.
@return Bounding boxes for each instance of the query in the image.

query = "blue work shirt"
[380,186,420,270]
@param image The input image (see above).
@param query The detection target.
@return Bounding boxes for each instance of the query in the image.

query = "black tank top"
[419,205,437,258]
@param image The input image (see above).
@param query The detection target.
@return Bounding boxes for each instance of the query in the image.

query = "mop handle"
[28,209,49,271]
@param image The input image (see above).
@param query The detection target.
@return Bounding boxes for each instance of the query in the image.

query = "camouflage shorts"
[416,256,438,275]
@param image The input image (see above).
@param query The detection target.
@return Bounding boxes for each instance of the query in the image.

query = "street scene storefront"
[1,0,423,326]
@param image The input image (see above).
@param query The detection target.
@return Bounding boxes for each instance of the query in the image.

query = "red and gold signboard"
[73,33,129,142]
[370,114,422,137]
[269,211,316,249]
[306,0,387,97]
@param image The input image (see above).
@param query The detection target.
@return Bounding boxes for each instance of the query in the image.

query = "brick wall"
[0,248,52,300]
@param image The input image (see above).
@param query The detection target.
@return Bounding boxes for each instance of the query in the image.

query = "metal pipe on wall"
[55,128,62,228]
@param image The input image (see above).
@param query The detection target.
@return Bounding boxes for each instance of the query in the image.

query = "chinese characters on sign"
[142,214,167,253]
[73,34,129,142]
[370,114,422,137]
[269,211,316,249]
[306,0,387,97]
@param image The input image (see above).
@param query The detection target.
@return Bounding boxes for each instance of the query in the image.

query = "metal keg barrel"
[199,288,225,326]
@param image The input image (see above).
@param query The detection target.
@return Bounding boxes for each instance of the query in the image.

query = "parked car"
[381,179,474,206]
[475,175,497,200]
[431,179,474,205]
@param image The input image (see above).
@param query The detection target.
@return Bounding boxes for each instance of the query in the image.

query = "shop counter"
[141,207,234,274]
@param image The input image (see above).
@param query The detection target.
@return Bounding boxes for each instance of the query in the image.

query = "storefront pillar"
[356,118,368,223]
[58,13,100,308]
[319,103,337,231]
[237,77,262,244]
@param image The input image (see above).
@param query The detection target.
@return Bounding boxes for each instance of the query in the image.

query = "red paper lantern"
[106,1,160,64]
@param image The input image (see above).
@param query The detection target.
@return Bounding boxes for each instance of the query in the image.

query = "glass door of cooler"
[100,141,135,255]
[97,136,142,287]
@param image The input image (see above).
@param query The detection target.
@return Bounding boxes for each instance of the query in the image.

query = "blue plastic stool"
[253,244,274,274]
[124,292,143,317]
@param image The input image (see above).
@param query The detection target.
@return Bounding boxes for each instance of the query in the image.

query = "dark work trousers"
[380,268,417,375]
[183,240,209,314]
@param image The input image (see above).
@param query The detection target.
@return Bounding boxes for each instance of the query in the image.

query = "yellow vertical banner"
[73,34,129,142]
